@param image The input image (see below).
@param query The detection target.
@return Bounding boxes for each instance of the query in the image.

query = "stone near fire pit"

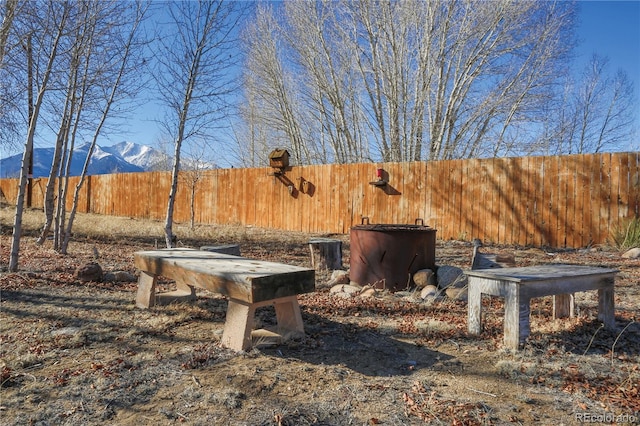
[327,270,350,286]
[413,269,435,289]
[420,285,439,300]
[329,283,362,296]
[445,286,468,301]
[359,286,377,298]
[76,262,103,282]
[622,247,640,259]
[436,265,467,289]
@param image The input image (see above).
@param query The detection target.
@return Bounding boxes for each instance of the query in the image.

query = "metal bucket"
[349,219,436,292]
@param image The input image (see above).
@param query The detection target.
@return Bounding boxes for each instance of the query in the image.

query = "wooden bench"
[134,248,315,351]
[467,264,617,350]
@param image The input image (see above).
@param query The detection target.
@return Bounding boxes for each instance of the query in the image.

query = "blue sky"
[575,1,640,105]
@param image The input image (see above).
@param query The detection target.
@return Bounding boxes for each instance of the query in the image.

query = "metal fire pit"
[350,219,436,292]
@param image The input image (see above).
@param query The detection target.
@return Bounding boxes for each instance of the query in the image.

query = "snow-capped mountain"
[0,142,172,178]
[102,141,170,170]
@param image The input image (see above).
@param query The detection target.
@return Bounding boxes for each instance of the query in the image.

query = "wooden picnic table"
[134,248,315,351]
[467,264,618,350]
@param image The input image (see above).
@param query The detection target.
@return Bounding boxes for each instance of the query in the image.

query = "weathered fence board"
[1,152,638,248]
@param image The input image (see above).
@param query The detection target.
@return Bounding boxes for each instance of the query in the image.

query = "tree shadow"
[259,311,453,377]
[528,315,640,356]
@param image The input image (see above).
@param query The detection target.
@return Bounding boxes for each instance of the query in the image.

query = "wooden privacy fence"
[1,152,638,248]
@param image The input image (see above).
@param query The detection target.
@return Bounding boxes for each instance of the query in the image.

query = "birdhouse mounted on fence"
[269,148,290,170]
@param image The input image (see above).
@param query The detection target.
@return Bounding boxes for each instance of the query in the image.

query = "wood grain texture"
[134,249,315,304]
[1,153,636,249]
[467,264,617,350]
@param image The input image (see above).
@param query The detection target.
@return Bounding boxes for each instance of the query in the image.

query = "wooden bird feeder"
[269,149,290,171]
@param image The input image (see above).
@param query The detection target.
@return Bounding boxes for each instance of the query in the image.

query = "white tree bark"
[241,0,577,162]
[9,1,70,271]
[154,0,243,248]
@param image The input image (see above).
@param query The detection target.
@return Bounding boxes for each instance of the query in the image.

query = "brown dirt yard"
[1,207,639,425]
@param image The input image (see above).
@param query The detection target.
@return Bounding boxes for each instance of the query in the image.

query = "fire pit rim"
[350,223,436,232]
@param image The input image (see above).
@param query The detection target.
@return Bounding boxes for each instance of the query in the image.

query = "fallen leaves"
[403,381,494,425]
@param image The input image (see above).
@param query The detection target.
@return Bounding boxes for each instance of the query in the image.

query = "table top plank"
[134,248,315,303]
[465,264,618,283]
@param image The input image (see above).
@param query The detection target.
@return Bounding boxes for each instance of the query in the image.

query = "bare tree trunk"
[36,94,72,245]
[62,2,148,254]
[157,1,243,247]
[0,0,18,67]
[165,142,181,248]
[9,3,69,271]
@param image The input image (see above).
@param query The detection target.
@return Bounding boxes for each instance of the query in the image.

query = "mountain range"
[1,142,175,178]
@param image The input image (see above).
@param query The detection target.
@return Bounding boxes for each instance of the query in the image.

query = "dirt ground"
[1,209,639,425]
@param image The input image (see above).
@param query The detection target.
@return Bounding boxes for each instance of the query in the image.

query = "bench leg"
[273,296,304,337]
[136,271,157,309]
[221,296,305,351]
[598,284,615,330]
[221,300,256,351]
[553,293,575,319]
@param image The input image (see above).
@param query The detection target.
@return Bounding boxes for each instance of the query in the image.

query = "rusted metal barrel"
[349,219,436,292]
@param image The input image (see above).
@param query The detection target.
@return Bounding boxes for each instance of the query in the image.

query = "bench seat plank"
[134,248,315,304]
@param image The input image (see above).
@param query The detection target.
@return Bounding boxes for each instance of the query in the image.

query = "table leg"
[553,293,575,319]
[598,283,615,330]
[504,284,528,350]
[468,280,483,335]
[136,271,157,308]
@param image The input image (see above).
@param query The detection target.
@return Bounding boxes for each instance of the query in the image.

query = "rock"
[445,286,468,301]
[420,285,439,299]
[104,270,137,282]
[621,247,640,259]
[327,270,350,286]
[359,288,377,298]
[330,284,361,295]
[413,269,435,289]
[76,262,103,282]
[436,266,466,289]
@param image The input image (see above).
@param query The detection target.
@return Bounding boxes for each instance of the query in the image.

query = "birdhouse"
[268,149,290,170]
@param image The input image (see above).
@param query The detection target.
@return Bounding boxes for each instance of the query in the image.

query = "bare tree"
[154,0,244,248]
[178,139,214,230]
[240,5,311,165]
[282,1,369,163]
[27,1,150,252]
[59,1,150,254]
[0,0,19,67]
[36,0,92,248]
[572,55,635,153]
[241,0,576,163]
[0,0,25,157]
[533,54,636,155]
[9,1,70,271]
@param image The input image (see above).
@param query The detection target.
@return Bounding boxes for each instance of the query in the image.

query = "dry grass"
[1,206,639,425]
